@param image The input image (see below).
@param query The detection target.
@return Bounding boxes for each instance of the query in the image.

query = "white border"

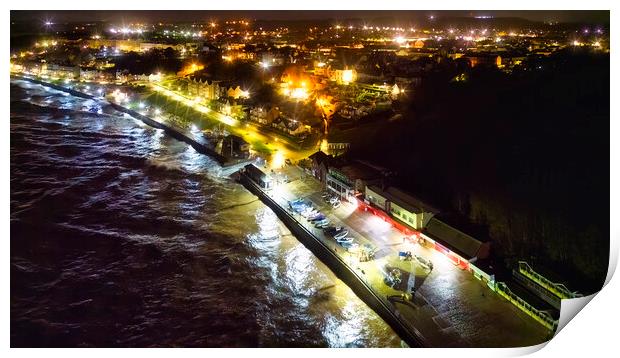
[4,1,617,357]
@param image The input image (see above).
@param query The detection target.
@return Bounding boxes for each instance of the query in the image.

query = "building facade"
[187,78,221,100]
[365,186,436,230]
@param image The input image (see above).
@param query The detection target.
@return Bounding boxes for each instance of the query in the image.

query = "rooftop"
[423,217,484,260]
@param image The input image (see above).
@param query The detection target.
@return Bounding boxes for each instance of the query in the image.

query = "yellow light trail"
[149,83,318,169]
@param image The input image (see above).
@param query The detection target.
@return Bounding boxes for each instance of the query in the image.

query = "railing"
[496,282,558,332]
[518,261,581,299]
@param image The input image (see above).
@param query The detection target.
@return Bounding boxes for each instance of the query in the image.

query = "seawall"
[239,173,428,348]
[11,74,253,168]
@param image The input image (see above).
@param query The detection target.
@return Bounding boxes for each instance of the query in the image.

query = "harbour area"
[238,163,552,347]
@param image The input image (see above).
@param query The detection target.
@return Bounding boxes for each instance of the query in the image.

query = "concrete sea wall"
[239,173,428,348]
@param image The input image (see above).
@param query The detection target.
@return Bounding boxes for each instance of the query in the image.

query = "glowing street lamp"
[394,36,406,45]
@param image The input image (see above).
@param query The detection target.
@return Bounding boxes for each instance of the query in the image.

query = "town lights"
[289,87,309,100]
[271,150,285,169]
[341,69,354,84]
[394,36,406,45]
[261,62,270,69]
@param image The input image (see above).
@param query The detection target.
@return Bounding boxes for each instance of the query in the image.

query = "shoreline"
[239,172,426,347]
[11,74,253,171]
[12,73,418,345]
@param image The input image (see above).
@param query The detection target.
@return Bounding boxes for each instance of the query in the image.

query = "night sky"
[10,10,610,24]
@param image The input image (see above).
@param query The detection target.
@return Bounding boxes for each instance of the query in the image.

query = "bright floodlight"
[261,62,270,69]
[394,36,406,44]
[138,102,145,109]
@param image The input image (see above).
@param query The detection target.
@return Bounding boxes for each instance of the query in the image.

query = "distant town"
[10,17,609,161]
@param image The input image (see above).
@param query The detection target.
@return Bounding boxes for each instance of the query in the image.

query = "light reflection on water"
[11,80,402,347]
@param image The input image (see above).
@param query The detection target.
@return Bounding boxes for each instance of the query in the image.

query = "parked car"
[317,221,331,228]
[309,214,325,221]
[336,236,354,244]
[323,226,342,235]
[334,230,349,240]
[302,209,318,218]
[315,219,330,227]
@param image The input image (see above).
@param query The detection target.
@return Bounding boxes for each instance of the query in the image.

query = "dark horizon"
[10,10,610,25]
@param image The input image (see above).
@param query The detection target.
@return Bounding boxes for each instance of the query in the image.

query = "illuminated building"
[270,116,311,137]
[221,135,250,159]
[243,164,272,189]
[43,64,80,79]
[325,161,388,202]
[187,78,220,100]
[365,186,436,230]
[330,68,357,85]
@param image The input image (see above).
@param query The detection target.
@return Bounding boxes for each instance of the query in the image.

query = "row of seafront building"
[302,150,583,332]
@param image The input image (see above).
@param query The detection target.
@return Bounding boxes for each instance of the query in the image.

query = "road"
[148,82,318,170]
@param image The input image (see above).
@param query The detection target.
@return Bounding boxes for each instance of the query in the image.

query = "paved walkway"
[268,166,551,347]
